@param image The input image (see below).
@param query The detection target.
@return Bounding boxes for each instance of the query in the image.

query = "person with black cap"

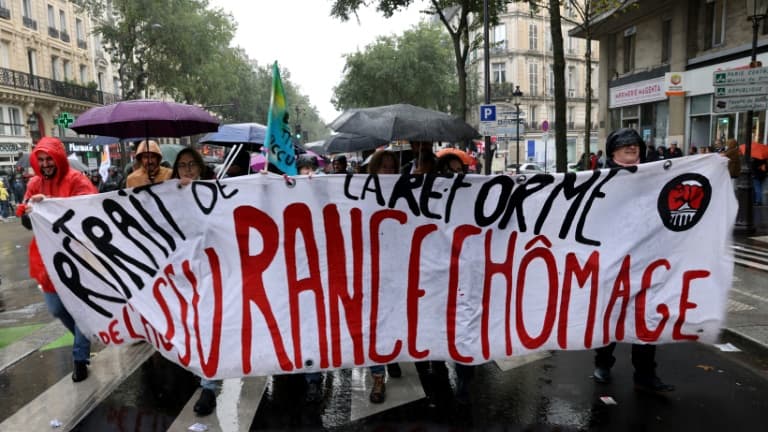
[332,155,348,174]
[592,127,675,394]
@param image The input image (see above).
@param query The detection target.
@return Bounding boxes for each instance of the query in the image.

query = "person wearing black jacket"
[592,128,675,394]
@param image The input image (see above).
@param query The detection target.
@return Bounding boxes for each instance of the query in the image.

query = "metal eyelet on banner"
[663,160,672,170]
[305,359,314,368]
[516,175,527,184]
[283,174,296,188]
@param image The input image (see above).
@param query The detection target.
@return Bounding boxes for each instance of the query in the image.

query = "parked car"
[506,162,545,174]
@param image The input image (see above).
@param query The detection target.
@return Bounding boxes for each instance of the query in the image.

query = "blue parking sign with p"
[480,104,496,122]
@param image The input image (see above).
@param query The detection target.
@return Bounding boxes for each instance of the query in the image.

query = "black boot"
[194,388,217,416]
[72,361,88,382]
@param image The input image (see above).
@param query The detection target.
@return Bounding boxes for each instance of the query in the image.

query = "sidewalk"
[725,204,768,356]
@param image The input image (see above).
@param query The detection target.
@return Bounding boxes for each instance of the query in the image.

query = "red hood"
[30,137,70,181]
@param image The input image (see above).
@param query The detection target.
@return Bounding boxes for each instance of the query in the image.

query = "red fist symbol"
[668,184,704,211]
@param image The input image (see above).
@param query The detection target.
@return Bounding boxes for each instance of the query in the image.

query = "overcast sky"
[208,0,426,124]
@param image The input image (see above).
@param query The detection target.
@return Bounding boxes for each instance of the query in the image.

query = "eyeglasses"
[178,161,199,170]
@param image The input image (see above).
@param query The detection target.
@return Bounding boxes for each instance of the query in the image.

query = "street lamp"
[737,0,768,232]
[512,85,523,173]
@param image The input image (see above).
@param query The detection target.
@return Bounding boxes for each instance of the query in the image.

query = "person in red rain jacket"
[17,136,97,382]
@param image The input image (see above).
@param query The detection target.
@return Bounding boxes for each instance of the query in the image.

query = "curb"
[720,327,768,356]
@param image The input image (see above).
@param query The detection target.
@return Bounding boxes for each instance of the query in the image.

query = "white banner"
[30,155,737,379]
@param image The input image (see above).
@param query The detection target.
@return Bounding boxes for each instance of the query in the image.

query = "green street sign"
[55,112,76,128]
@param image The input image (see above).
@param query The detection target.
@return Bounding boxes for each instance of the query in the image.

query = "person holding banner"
[126,140,173,188]
[365,150,403,404]
[592,128,675,394]
[16,137,98,382]
[168,147,222,415]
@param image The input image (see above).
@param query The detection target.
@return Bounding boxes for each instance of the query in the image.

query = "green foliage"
[333,22,458,112]
[331,0,508,121]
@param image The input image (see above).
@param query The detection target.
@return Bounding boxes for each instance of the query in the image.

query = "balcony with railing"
[23,17,37,30]
[60,32,70,43]
[0,7,10,20]
[48,27,59,38]
[490,40,508,55]
[77,39,87,49]
[0,66,121,105]
[490,82,517,101]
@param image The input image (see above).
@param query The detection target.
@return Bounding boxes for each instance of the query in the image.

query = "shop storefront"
[685,53,768,150]
[608,75,670,149]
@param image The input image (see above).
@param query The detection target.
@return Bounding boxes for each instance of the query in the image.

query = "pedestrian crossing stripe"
[0,323,45,349]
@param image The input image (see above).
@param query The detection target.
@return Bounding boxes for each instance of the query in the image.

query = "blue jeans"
[0,200,9,218]
[201,378,220,391]
[44,292,91,362]
[369,365,385,375]
[754,177,765,205]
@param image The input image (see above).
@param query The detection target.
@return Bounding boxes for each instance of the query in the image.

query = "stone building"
[0,0,120,174]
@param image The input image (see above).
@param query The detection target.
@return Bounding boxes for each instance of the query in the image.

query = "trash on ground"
[696,364,715,371]
[714,343,741,352]
[600,396,617,405]
[188,423,209,432]
[50,419,62,428]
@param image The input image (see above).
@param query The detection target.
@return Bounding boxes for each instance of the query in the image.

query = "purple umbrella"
[71,99,220,138]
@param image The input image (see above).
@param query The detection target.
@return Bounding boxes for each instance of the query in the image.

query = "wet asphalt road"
[2,221,768,431]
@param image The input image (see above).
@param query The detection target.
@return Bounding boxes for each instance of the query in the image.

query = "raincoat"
[22,137,97,293]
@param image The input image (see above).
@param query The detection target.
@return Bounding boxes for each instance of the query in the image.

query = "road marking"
[727,299,757,312]
[168,377,268,432]
[0,321,66,373]
[0,342,153,432]
[350,362,425,422]
[731,287,768,304]
[494,351,551,371]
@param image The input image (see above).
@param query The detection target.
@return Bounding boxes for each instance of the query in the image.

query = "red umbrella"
[739,142,768,160]
[71,99,220,138]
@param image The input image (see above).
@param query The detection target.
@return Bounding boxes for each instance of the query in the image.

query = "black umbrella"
[328,104,478,142]
[323,133,389,154]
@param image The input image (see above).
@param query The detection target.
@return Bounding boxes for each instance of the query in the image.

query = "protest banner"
[30,155,736,379]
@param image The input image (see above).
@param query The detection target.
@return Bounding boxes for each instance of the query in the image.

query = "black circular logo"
[657,173,711,232]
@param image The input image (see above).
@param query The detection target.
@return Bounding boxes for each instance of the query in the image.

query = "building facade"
[0,0,120,175]
[575,0,768,154]
[470,2,600,171]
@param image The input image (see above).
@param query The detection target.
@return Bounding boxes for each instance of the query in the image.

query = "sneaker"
[634,376,675,393]
[193,388,217,416]
[593,367,611,384]
[72,361,88,382]
[369,373,386,403]
[305,380,323,403]
[387,363,402,378]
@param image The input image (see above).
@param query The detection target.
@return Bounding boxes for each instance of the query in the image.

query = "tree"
[331,0,507,122]
[78,0,235,101]
[557,0,626,162]
[332,22,458,112]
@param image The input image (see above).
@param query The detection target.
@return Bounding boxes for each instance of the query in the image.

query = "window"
[492,24,506,50]
[113,77,120,94]
[51,56,59,80]
[47,5,55,28]
[567,37,576,54]
[0,106,23,136]
[545,31,552,52]
[76,18,83,40]
[59,10,66,34]
[568,66,577,97]
[79,64,87,82]
[529,24,538,50]
[9,107,21,135]
[97,71,104,90]
[704,0,725,49]
[0,40,9,69]
[661,19,671,63]
[23,0,32,18]
[492,62,506,83]
[530,105,537,124]
[27,49,36,75]
[528,62,539,96]
[547,65,555,96]
[623,29,635,72]
[63,59,71,80]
